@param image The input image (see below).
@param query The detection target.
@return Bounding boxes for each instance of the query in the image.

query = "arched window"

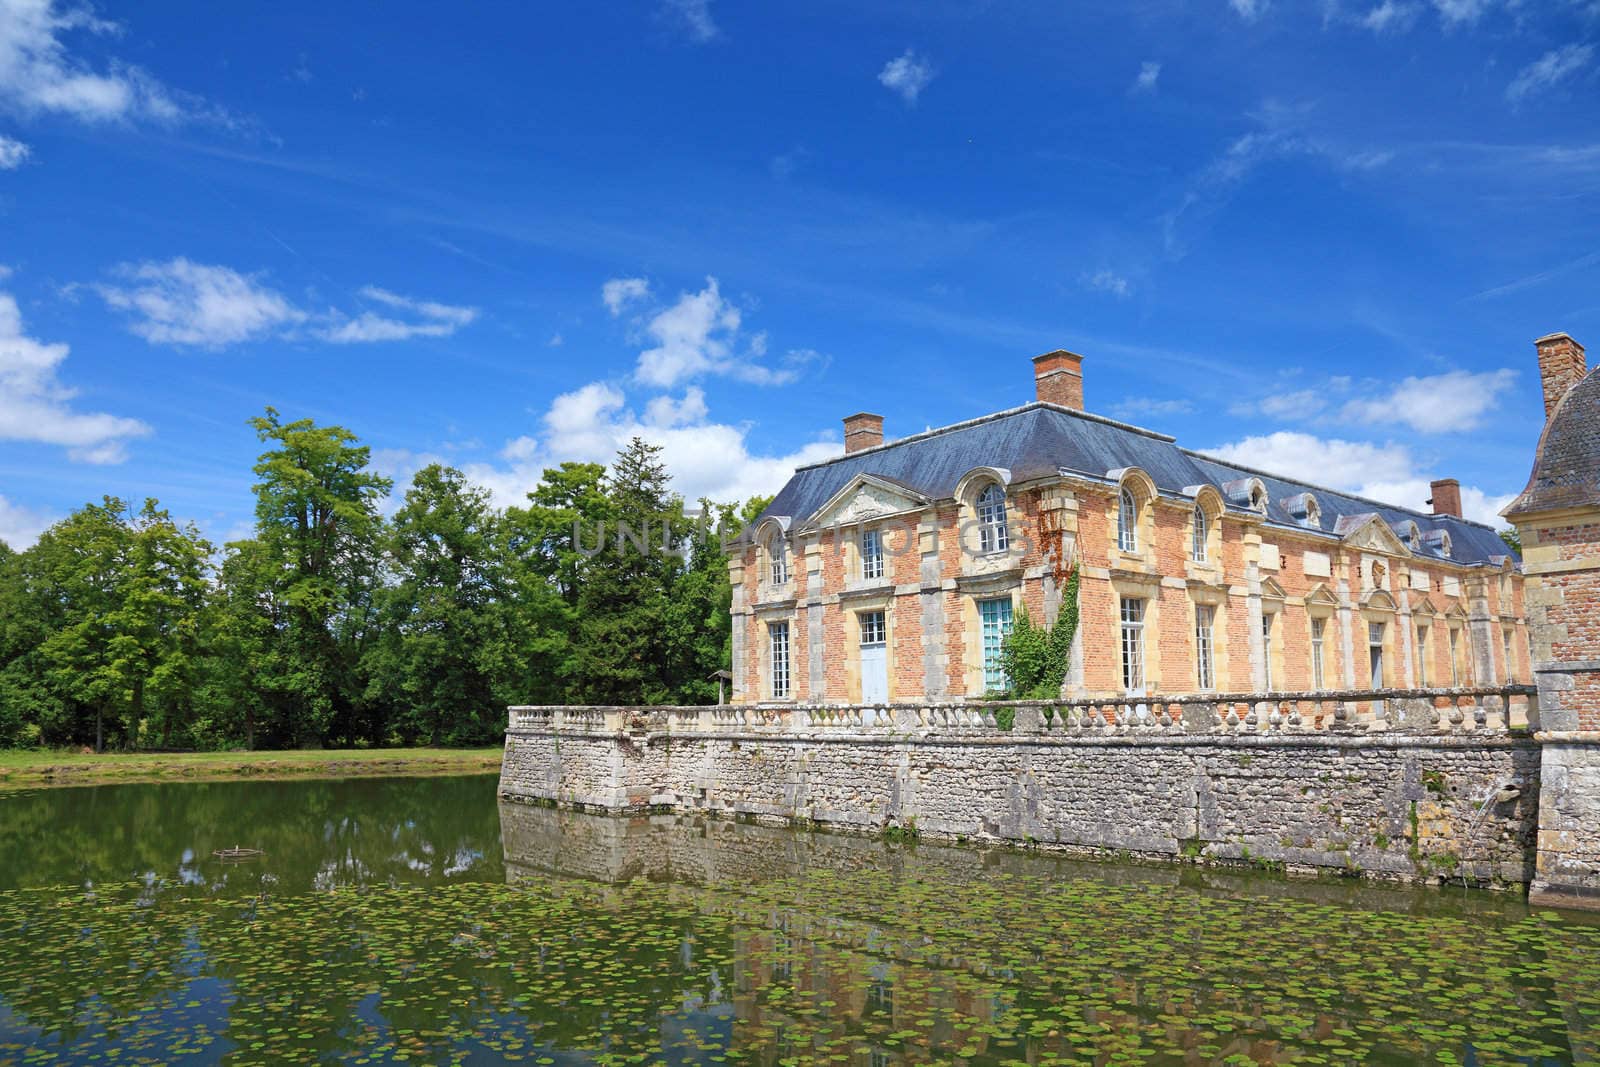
[1191,504,1208,562]
[977,483,1009,553]
[1250,485,1267,513]
[768,534,789,585]
[1118,487,1139,552]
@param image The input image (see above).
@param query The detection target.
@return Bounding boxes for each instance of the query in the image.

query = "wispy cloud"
[0,133,28,168]
[0,0,239,128]
[659,0,718,43]
[1471,249,1600,300]
[0,285,150,463]
[602,276,650,316]
[1230,0,1270,21]
[1506,43,1594,104]
[1083,269,1132,297]
[1431,0,1493,24]
[1131,60,1161,93]
[94,258,476,348]
[1360,1,1422,33]
[878,49,935,105]
[1108,396,1194,421]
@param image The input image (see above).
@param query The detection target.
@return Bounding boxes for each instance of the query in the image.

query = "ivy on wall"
[997,564,1080,700]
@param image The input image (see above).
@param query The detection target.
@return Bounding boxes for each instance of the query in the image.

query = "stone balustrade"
[507,683,1537,739]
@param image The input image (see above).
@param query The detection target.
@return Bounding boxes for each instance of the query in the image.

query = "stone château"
[731,350,1529,705]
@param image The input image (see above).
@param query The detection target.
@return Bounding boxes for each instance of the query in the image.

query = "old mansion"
[726,340,1559,705]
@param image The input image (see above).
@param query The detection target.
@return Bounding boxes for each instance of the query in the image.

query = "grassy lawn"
[0,746,505,789]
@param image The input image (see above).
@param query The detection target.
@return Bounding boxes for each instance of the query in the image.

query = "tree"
[1499,527,1522,555]
[997,566,1080,700]
[247,408,391,747]
[365,465,515,745]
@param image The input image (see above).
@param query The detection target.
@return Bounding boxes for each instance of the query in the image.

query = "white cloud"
[1083,269,1131,298]
[1431,0,1492,23]
[96,258,305,347]
[0,133,28,167]
[453,380,839,509]
[602,276,650,316]
[1230,0,1270,20]
[878,49,935,105]
[94,259,476,348]
[1507,43,1594,104]
[318,285,478,344]
[1249,368,1516,434]
[0,0,229,126]
[619,276,817,388]
[1108,397,1194,421]
[1132,61,1161,93]
[0,287,150,463]
[659,0,718,42]
[1340,368,1516,434]
[1360,1,1421,33]
[1201,431,1512,525]
[0,493,53,547]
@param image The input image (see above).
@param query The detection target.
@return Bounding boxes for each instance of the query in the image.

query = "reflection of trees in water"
[0,775,505,898]
[1,794,1598,1064]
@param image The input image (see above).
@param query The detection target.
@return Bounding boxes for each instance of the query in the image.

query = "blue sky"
[1,0,1597,545]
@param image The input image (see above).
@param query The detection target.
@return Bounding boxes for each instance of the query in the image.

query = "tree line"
[0,409,766,752]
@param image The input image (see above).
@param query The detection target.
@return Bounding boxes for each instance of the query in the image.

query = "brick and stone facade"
[731,352,1529,709]
[1505,332,1600,909]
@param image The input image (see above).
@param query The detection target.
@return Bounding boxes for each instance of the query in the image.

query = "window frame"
[978,597,1015,692]
[976,483,1010,554]
[769,621,791,699]
[1117,486,1139,553]
[860,526,885,581]
[1261,611,1276,691]
[1120,596,1145,693]
[1310,617,1326,690]
[1191,504,1208,562]
[1195,603,1215,691]
[1416,624,1430,687]
[768,534,789,586]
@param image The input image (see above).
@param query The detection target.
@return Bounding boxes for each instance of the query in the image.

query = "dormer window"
[1286,492,1321,529]
[769,535,789,585]
[1118,487,1139,552]
[1250,485,1267,513]
[1395,520,1421,552]
[860,527,884,580]
[977,483,1009,553]
[1191,504,1208,562]
[1424,528,1452,559]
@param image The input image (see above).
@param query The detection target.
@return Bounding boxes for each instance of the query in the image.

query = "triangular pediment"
[1260,576,1287,600]
[803,474,929,530]
[1305,582,1340,607]
[1409,591,1438,616]
[1362,588,1399,612]
[1339,513,1413,557]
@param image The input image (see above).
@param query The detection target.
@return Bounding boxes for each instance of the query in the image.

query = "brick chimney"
[1537,332,1587,420]
[1428,478,1462,519]
[1033,350,1084,410]
[843,412,883,454]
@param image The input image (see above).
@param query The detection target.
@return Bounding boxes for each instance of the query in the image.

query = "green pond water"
[1,776,1599,1066]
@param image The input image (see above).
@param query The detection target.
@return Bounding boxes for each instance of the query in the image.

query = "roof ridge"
[793,401,1176,473]
[1182,447,1501,533]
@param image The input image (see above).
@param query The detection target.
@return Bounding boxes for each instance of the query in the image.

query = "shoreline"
[0,747,503,790]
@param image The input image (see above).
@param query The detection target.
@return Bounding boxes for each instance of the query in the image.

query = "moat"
[2,774,1599,1065]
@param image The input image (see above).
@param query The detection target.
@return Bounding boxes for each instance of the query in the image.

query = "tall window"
[1310,618,1326,690]
[769,622,790,699]
[1117,487,1138,552]
[1261,612,1276,690]
[769,536,789,586]
[979,598,1015,692]
[1120,597,1145,693]
[1195,605,1215,691]
[977,484,1009,553]
[1503,628,1515,682]
[860,527,884,581]
[1449,628,1461,686]
[1416,625,1430,686]
[1368,622,1386,689]
[860,610,887,646]
[1191,505,1208,562]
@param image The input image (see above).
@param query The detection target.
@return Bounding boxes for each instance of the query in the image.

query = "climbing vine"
[997,564,1080,700]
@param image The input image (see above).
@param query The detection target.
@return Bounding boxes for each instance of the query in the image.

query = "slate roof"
[758,401,1516,568]
[1504,367,1600,519]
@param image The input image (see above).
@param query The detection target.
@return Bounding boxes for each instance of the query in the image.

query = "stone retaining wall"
[501,703,1542,888]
